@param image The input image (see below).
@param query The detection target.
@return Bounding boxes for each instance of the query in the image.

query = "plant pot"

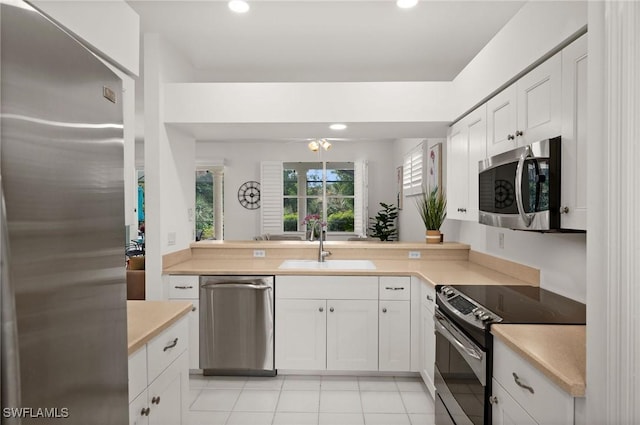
[426,230,441,244]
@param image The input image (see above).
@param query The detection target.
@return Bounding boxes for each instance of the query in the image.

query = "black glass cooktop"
[451,285,586,325]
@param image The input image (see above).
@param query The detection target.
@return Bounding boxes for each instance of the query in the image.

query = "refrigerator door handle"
[1,191,22,417]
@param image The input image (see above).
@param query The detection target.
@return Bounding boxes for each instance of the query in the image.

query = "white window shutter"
[402,142,426,196]
[354,160,368,237]
[260,161,283,234]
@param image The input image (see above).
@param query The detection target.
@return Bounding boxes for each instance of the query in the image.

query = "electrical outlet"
[498,232,505,249]
[408,251,421,259]
[168,232,176,246]
[253,250,266,258]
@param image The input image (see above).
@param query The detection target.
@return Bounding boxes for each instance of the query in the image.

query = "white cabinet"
[327,299,379,371]
[447,104,487,221]
[276,275,412,372]
[487,53,562,157]
[275,299,327,370]
[418,279,436,397]
[560,33,588,230]
[379,300,410,371]
[492,338,574,425]
[128,316,189,425]
[487,84,518,156]
[168,275,199,369]
[379,276,411,372]
[491,378,538,425]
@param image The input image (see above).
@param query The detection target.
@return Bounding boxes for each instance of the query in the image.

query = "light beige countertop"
[163,259,533,287]
[127,300,192,355]
[491,324,586,397]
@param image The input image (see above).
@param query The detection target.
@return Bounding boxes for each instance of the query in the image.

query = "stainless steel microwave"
[478,137,561,231]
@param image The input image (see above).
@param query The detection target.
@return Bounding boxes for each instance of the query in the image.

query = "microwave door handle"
[515,147,534,227]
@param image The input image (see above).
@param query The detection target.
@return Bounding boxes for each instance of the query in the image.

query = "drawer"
[128,345,147,403]
[147,316,189,383]
[379,276,410,300]
[421,281,436,312]
[168,275,199,299]
[493,338,574,425]
[276,275,378,300]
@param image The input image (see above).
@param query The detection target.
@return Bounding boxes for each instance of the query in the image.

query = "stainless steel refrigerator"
[1,2,129,424]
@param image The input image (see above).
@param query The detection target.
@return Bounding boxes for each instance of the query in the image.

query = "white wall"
[393,138,460,243]
[195,139,397,241]
[451,1,587,119]
[164,82,453,124]
[30,0,139,75]
[143,34,196,299]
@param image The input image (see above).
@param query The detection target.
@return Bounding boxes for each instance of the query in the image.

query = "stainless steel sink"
[278,259,376,270]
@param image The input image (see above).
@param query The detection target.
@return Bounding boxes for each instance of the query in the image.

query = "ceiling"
[128,0,525,140]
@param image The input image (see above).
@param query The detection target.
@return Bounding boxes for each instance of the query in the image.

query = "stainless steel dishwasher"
[199,275,275,376]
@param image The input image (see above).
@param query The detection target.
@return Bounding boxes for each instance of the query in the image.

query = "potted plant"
[416,186,447,244]
[368,202,398,241]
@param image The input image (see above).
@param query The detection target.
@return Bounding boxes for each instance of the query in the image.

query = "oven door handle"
[515,146,534,228]
[434,311,482,361]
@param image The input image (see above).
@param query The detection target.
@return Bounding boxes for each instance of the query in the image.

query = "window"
[403,143,425,196]
[261,161,367,236]
[282,162,355,233]
[195,167,224,240]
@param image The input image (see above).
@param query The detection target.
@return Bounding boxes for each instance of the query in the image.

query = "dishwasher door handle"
[201,283,272,291]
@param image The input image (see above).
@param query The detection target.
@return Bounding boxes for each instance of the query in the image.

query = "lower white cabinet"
[418,279,436,397]
[168,275,199,369]
[327,299,379,371]
[492,378,538,425]
[492,338,574,425]
[379,300,410,371]
[129,316,189,425]
[275,299,327,370]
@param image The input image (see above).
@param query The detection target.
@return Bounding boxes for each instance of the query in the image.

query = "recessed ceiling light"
[330,123,347,131]
[396,0,418,9]
[228,0,250,13]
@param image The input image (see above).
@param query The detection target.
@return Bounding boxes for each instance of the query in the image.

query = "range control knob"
[473,309,485,318]
[480,314,491,322]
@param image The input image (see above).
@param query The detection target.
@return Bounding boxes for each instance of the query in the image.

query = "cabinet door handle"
[512,373,535,394]
[515,130,524,137]
[319,307,324,312]
[489,395,498,405]
[191,306,197,312]
[385,287,405,291]
[329,307,334,313]
[426,295,434,302]
[141,407,150,416]
[560,206,570,214]
[382,308,387,313]
[163,338,179,352]
[175,285,193,289]
[151,396,161,405]
[507,134,515,140]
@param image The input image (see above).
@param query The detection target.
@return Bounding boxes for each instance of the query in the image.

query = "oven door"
[434,308,486,425]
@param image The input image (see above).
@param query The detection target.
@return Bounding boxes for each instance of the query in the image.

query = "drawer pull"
[175,285,193,289]
[385,287,405,291]
[512,372,535,394]
[426,295,434,301]
[151,396,161,405]
[163,338,179,352]
[192,306,197,312]
[141,407,150,416]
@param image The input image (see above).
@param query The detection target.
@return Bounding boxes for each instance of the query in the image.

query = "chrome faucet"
[318,230,331,262]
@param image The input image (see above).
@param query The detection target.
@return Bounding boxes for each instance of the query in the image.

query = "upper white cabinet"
[487,53,562,157]
[447,104,487,221]
[560,33,588,230]
[487,84,518,156]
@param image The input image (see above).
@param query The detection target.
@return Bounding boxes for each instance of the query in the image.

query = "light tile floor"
[189,374,436,425]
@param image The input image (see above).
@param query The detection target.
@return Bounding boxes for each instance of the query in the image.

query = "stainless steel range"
[434,285,586,425]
